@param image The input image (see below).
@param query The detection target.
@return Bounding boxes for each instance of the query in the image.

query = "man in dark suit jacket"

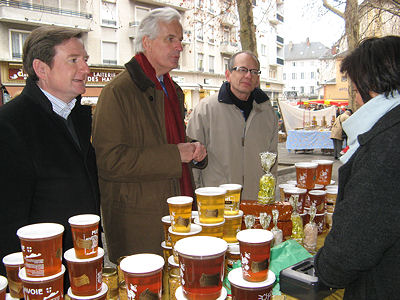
[0,26,100,277]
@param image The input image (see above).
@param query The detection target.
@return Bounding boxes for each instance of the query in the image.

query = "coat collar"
[22,77,82,115]
[217,81,270,105]
[21,77,88,155]
[125,56,155,92]
[125,56,184,96]
[358,103,400,146]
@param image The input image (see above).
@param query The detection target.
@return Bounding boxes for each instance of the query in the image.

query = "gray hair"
[134,7,181,54]
[227,50,260,71]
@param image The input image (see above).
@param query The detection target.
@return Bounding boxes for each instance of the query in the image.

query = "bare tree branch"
[323,0,345,18]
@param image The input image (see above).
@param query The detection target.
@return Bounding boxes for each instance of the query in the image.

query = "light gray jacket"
[187,82,278,201]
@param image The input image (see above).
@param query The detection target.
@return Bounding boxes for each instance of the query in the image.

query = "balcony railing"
[0,0,92,18]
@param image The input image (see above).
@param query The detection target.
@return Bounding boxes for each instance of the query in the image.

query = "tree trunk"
[236,0,258,55]
[344,0,360,112]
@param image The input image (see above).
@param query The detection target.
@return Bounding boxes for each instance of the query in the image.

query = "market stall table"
[286,130,333,153]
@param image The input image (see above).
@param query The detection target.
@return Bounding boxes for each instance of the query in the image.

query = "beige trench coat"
[331,113,350,140]
[186,86,278,201]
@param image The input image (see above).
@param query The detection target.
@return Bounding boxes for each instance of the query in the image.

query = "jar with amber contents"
[119,281,127,300]
[116,256,127,284]
[102,267,119,300]
[168,255,180,300]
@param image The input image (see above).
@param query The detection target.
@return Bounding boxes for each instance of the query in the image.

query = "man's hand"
[177,143,196,163]
[191,141,207,162]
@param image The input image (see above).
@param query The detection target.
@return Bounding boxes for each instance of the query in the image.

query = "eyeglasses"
[232,66,261,76]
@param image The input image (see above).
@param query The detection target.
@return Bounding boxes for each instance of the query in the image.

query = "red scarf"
[135,53,193,197]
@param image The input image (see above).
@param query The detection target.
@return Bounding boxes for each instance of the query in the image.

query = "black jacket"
[0,77,100,276]
[315,104,400,299]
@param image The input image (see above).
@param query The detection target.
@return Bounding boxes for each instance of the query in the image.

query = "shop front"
[0,61,123,106]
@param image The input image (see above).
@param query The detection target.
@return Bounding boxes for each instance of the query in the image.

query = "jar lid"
[120,254,164,274]
[236,229,273,244]
[195,187,226,196]
[168,224,202,236]
[64,248,104,262]
[17,223,64,239]
[175,236,227,257]
[168,255,179,267]
[228,268,275,288]
[2,252,24,266]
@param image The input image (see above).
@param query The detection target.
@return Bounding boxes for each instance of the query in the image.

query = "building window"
[195,22,203,41]
[223,29,230,44]
[292,73,297,80]
[310,86,315,94]
[208,25,215,44]
[195,0,203,9]
[310,72,315,79]
[101,1,117,27]
[301,72,304,79]
[292,62,296,67]
[300,86,304,94]
[197,53,204,71]
[135,6,150,25]
[283,73,286,80]
[261,44,266,56]
[209,55,214,73]
[223,57,229,72]
[269,67,277,79]
[63,0,80,11]
[207,0,215,13]
[102,41,117,65]
[11,30,29,59]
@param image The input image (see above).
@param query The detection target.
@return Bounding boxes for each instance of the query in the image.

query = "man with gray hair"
[187,50,278,201]
[92,7,207,263]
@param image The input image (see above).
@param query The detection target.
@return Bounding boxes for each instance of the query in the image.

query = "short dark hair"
[228,50,260,71]
[23,26,84,81]
[340,35,400,103]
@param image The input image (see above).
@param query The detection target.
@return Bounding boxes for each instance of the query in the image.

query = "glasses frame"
[231,66,261,76]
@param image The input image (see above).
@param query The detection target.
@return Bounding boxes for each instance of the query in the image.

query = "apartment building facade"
[283,38,331,101]
[0,0,285,109]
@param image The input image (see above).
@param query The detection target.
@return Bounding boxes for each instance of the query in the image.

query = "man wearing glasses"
[187,50,278,201]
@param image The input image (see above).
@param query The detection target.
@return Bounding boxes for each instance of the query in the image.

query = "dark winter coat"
[315,104,400,299]
[92,57,200,263]
[0,77,100,276]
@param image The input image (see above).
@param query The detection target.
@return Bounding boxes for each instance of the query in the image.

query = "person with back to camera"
[315,36,400,299]
[330,109,352,159]
[92,7,207,264]
[0,26,100,278]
